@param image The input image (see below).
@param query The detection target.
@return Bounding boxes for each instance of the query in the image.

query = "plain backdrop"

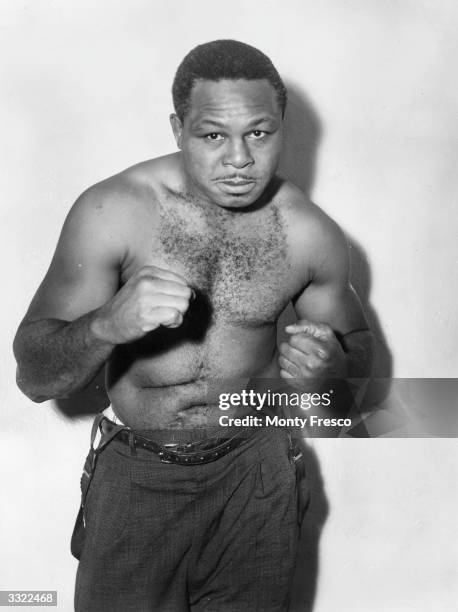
[1,1,457,610]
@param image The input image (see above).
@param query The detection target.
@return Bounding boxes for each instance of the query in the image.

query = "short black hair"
[172,39,287,121]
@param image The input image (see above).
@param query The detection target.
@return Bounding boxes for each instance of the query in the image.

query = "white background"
[1,1,457,610]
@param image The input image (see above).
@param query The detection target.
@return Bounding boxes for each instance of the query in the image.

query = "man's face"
[170,79,284,209]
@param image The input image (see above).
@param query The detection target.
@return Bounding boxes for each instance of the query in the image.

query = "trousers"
[74,424,303,612]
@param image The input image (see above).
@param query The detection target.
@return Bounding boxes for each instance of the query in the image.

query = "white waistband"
[102,405,125,425]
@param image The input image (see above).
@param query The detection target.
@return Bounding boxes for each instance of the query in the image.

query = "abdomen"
[105,323,279,429]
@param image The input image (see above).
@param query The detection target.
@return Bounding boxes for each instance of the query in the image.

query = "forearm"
[13,310,114,402]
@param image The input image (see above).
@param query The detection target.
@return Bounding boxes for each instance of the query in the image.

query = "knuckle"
[137,300,150,317]
[289,334,302,348]
[136,266,155,279]
[283,346,294,360]
[311,359,325,372]
[177,297,189,313]
[136,277,154,293]
[160,309,174,323]
[167,311,183,327]
[320,323,333,336]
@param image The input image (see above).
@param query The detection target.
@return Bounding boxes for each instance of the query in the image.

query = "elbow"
[15,369,52,403]
[15,366,85,402]
[12,336,43,401]
[13,330,67,402]
[16,386,51,404]
[25,393,50,404]
[14,360,68,403]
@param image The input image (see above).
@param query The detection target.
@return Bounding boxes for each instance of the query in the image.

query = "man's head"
[172,40,287,122]
[170,40,287,209]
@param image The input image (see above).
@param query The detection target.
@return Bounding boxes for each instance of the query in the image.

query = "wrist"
[88,308,116,346]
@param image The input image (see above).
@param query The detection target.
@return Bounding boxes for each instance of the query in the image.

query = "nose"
[222,138,254,169]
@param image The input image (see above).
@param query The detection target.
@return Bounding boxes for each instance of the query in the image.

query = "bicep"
[293,281,368,336]
[293,217,368,335]
[23,191,123,323]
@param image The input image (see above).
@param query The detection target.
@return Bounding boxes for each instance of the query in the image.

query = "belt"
[100,418,256,465]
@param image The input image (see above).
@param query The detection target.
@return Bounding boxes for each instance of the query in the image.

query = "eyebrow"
[193,117,278,130]
[194,119,226,129]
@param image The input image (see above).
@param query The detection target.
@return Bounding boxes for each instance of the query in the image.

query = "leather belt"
[101,418,255,465]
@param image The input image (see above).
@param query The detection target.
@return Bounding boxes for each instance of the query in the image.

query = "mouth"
[216,177,257,196]
[220,179,255,186]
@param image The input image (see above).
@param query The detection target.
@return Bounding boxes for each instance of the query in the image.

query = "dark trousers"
[74,426,301,612]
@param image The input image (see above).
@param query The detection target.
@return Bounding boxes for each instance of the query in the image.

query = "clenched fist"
[279,319,348,385]
[91,266,193,344]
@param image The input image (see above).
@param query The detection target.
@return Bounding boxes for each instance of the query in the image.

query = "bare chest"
[153,201,293,326]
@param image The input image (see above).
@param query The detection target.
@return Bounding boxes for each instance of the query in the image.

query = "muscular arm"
[14,180,193,403]
[14,318,115,402]
[13,187,123,401]
[280,204,374,383]
[293,270,373,379]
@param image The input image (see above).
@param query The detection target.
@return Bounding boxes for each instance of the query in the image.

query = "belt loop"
[128,431,137,456]
[90,414,106,452]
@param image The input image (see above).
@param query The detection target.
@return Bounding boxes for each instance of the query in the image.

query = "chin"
[212,186,267,210]
[218,197,255,209]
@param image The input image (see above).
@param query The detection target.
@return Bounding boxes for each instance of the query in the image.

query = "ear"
[169,113,183,149]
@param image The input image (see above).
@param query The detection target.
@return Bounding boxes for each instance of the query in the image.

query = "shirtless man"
[14,40,373,611]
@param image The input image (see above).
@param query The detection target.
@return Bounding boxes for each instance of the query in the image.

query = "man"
[13,40,372,611]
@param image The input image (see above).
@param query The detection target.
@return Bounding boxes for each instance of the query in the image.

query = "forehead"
[186,78,281,123]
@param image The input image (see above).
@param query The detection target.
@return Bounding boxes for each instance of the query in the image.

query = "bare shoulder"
[119,152,183,204]
[71,156,166,221]
[67,153,180,239]
[275,178,349,279]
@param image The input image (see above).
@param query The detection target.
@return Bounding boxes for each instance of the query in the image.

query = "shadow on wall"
[347,237,393,406]
[279,81,320,196]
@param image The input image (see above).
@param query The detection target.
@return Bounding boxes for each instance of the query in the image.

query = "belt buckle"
[160,442,187,464]
[157,449,174,464]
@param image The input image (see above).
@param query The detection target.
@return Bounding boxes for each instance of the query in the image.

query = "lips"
[220,179,255,186]
[216,179,256,196]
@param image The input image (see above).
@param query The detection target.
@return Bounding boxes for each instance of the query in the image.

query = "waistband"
[102,406,259,444]
[130,425,256,445]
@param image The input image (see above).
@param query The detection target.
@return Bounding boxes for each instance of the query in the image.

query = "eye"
[205,133,224,141]
[248,130,267,139]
